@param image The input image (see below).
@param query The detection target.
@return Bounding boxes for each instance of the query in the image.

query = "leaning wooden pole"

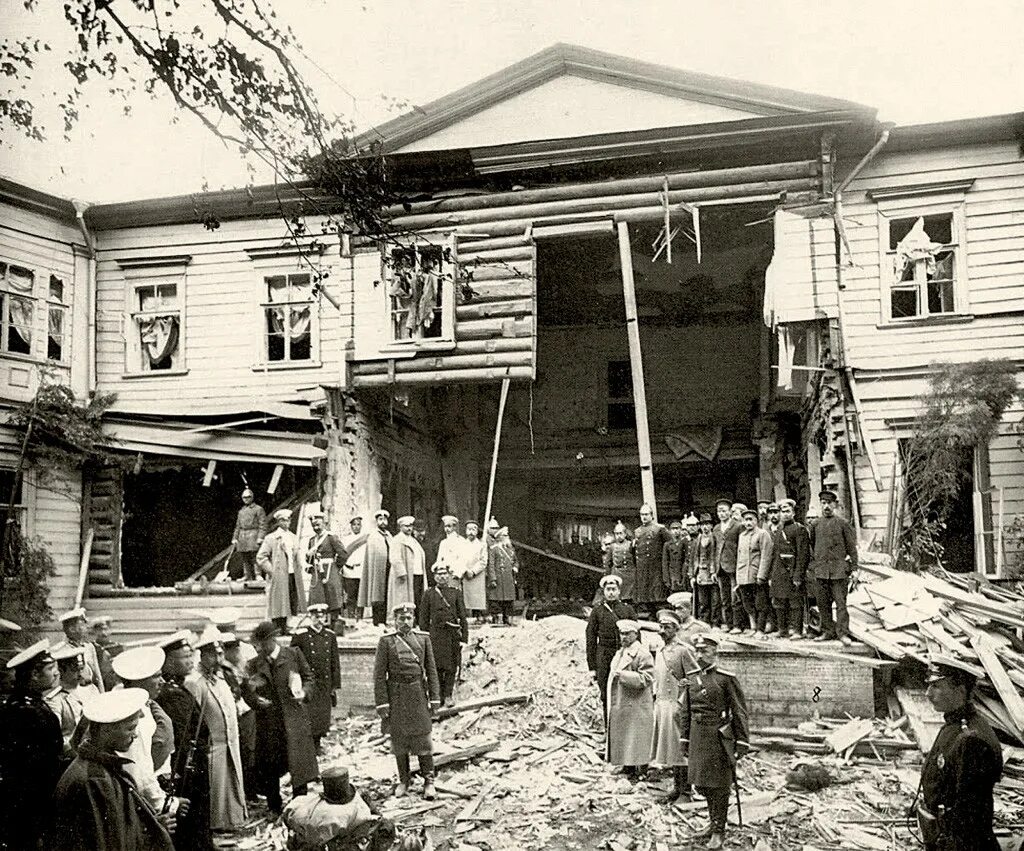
[617,222,657,519]
[483,378,511,528]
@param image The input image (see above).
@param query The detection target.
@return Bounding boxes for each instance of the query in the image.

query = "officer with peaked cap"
[47,643,87,758]
[0,615,23,694]
[359,509,394,626]
[232,486,268,580]
[650,609,696,801]
[586,574,638,714]
[1,639,63,849]
[290,602,341,751]
[605,618,654,781]
[602,521,636,602]
[917,655,1003,850]
[49,688,176,850]
[767,497,810,638]
[257,508,307,633]
[56,606,105,694]
[373,602,441,800]
[305,511,349,629]
[89,614,123,690]
[808,489,858,645]
[677,633,750,849]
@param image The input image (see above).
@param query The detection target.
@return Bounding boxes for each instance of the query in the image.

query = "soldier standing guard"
[290,603,341,753]
[232,487,268,580]
[917,655,1003,850]
[634,503,671,617]
[418,563,469,706]
[373,602,441,800]
[0,639,63,851]
[305,513,349,630]
[586,574,638,714]
[677,633,750,850]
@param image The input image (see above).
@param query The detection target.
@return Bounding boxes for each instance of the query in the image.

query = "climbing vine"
[896,359,1020,570]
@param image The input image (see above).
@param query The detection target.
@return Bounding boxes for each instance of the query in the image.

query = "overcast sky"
[4,0,1023,203]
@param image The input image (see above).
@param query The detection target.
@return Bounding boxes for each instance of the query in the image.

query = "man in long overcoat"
[374,602,441,800]
[187,631,247,830]
[290,603,340,752]
[586,575,638,713]
[359,509,393,626]
[244,621,319,813]
[305,512,349,629]
[734,508,773,635]
[418,564,468,705]
[713,500,743,631]
[634,504,671,616]
[650,609,697,802]
[232,488,268,580]
[460,521,489,620]
[809,490,858,645]
[605,619,654,782]
[662,521,690,594]
[389,516,424,614]
[48,688,176,851]
[768,498,810,638]
[677,634,750,850]
[256,508,307,632]
[486,526,518,624]
[0,639,63,851]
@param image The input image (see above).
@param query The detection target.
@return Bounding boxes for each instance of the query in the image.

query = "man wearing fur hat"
[232,487,268,580]
[256,508,307,633]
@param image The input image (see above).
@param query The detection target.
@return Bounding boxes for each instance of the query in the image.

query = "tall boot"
[657,765,687,803]
[419,752,436,800]
[394,753,411,798]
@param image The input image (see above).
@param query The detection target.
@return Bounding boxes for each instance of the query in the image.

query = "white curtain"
[8,296,33,352]
[138,315,179,366]
[267,305,311,342]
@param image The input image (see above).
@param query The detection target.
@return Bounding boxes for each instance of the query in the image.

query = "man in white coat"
[434,515,465,578]
[461,521,488,622]
[186,629,247,830]
[256,508,307,633]
[606,619,655,783]
[388,516,424,614]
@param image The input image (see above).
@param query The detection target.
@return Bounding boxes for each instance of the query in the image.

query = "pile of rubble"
[218,615,1024,850]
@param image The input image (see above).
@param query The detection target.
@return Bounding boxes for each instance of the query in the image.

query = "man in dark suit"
[290,604,340,753]
[243,621,319,813]
[712,499,742,630]
[808,490,858,645]
[634,503,671,617]
[373,602,441,800]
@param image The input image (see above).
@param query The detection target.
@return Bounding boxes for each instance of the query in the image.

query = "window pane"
[49,275,65,302]
[288,274,311,299]
[927,279,955,314]
[891,287,919,319]
[608,402,636,430]
[155,283,178,307]
[47,307,64,361]
[265,306,286,361]
[137,285,156,311]
[6,295,33,354]
[290,305,312,360]
[266,276,287,302]
[889,213,953,250]
[608,361,633,399]
[138,315,179,370]
[6,265,34,294]
[931,251,955,282]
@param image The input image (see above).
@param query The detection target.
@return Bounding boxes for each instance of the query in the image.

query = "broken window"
[263,273,314,362]
[47,275,67,362]
[131,281,181,371]
[886,213,960,320]
[0,263,36,356]
[383,243,453,344]
[607,359,635,430]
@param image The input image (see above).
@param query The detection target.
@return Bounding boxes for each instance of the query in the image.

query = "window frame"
[378,234,457,352]
[0,466,30,538]
[876,201,969,324]
[259,270,319,365]
[606,358,636,431]
[46,274,70,364]
[0,262,38,359]
[116,256,191,377]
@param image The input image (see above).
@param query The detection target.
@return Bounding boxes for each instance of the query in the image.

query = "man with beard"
[808,490,858,646]
[359,510,394,627]
[390,516,426,613]
[461,520,489,623]
[650,610,696,803]
[605,619,654,783]
[257,508,307,634]
[0,639,63,850]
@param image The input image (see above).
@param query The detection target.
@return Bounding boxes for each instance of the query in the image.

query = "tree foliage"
[897,359,1020,570]
[1,525,57,630]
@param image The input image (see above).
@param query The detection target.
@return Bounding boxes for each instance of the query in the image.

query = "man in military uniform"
[0,616,24,695]
[634,503,672,617]
[373,602,441,800]
[768,498,810,639]
[918,655,1003,850]
[662,520,689,594]
[56,607,105,694]
[156,629,213,851]
[359,510,393,627]
[0,639,63,851]
[418,563,468,706]
[305,513,349,630]
[89,615,123,690]
[809,490,858,645]
[232,487,268,580]
[291,603,341,753]
[47,644,86,767]
[677,634,750,850]
[586,574,638,714]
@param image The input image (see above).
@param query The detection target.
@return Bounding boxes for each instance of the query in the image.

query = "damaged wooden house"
[2,44,1023,640]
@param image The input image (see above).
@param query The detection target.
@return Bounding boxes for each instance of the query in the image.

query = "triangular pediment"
[362,44,869,154]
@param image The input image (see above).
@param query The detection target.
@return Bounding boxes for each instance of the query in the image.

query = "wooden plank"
[618,221,656,516]
[351,366,533,388]
[970,634,1024,740]
[434,692,531,720]
[483,378,510,533]
[75,528,95,609]
[721,632,893,669]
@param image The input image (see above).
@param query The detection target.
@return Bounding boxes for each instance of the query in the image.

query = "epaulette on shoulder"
[717,668,737,677]
[292,627,308,635]
[382,630,398,638]
[413,629,429,635]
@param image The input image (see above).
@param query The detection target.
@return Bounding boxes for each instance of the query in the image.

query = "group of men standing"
[601,491,858,644]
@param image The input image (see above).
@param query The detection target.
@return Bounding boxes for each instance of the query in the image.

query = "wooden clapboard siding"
[770,212,839,323]
[0,199,86,401]
[92,215,351,408]
[29,466,83,619]
[82,592,267,644]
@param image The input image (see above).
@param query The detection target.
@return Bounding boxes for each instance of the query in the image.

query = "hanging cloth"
[777,326,795,391]
[417,271,438,329]
[138,315,179,366]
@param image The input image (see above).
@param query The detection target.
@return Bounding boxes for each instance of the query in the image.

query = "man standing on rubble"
[634,504,671,617]
[808,490,858,645]
[605,619,654,783]
[650,609,696,803]
[918,655,1003,851]
[768,498,810,639]
[678,633,750,850]
[586,575,638,715]
[360,510,394,627]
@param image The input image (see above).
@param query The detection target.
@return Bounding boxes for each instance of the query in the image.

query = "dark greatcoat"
[677,664,750,789]
[290,626,341,738]
[155,676,212,851]
[585,599,638,708]
[601,540,636,599]
[243,646,319,788]
[920,704,1002,851]
[418,584,469,673]
[768,520,810,600]
[662,537,689,592]
[486,542,518,602]
[48,744,175,851]
[633,522,671,604]
[808,515,858,580]
[0,687,63,850]
[373,630,440,756]
[233,502,268,552]
[306,532,349,613]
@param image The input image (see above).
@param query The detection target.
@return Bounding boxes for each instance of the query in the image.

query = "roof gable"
[360,43,869,153]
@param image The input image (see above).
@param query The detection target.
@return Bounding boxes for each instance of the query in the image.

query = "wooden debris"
[456,780,498,822]
[434,692,531,720]
[825,718,875,754]
[433,739,500,768]
[971,634,1024,742]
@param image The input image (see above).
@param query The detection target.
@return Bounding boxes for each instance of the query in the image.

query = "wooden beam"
[970,634,1024,741]
[75,528,95,608]
[434,692,531,720]
[483,378,511,530]
[618,221,657,517]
